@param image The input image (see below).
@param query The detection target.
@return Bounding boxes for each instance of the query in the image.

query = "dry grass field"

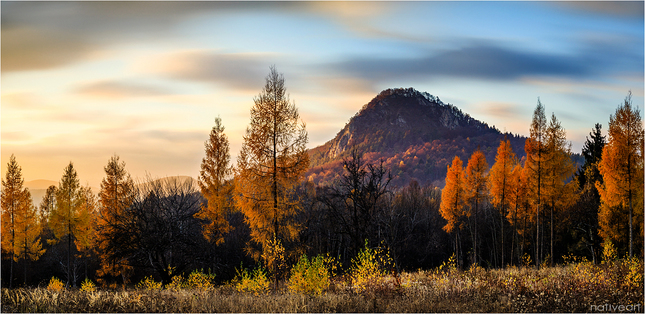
[2,257,642,313]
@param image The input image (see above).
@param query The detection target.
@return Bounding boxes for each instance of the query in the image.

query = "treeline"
[1,68,643,289]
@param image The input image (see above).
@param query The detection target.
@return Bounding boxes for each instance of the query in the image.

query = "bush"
[47,277,65,291]
[165,275,185,291]
[232,265,269,295]
[186,269,216,290]
[136,276,162,291]
[80,278,96,292]
[288,254,332,295]
[349,240,394,293]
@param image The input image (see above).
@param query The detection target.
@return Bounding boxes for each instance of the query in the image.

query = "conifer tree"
[49,162,88,287]
[235,66,309,286]
[524,99,548,268]
[195,116,233,244]
[97,155,135,285]
[489,139,517,266]
[597,92,644,258]
[1,155,44,287]
[543,113,577,266]
[15,188,45,285]
[440,156,468,266]
[465,149,488,265]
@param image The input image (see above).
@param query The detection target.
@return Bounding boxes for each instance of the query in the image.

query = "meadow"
[2,256,642,313]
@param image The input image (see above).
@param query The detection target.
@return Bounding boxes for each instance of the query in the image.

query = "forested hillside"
[307,88,530,188]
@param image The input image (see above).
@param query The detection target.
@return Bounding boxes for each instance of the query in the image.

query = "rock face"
[307,87,529,188]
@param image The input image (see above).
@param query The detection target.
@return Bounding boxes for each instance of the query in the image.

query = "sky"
[2,1,644,188]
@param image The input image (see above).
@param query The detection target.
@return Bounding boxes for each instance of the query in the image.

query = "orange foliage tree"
[235,66,309,284]
[1,155,45,287]
[96,155,135,286]
[524,99,548,267]
[597,92,644,258]
[49,162,91,287]
[195,116,233,244]
[440,156,468,266]
[489,139,517,266]
[543,113,578,266]
[465,149,488,265]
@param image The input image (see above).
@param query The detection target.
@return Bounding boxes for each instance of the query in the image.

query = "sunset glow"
[2,1,643,187]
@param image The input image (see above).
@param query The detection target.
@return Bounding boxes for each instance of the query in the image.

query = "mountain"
[306,88,528,188]
[25,180,58,208]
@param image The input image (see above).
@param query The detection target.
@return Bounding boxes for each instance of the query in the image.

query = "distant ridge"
[307,87,528,188]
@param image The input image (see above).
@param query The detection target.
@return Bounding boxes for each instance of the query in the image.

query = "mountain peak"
[307,88,527,188]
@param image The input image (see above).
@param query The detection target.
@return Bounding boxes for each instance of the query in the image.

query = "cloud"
[474,102,525,119]
[1,27,96,72]
[1,1,308,73]
[75,80,171,99]
[143,51,276,91]
[554,1,644,20]
[333,41,641,86]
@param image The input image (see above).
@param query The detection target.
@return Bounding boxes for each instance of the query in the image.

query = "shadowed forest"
[2,67,643,312]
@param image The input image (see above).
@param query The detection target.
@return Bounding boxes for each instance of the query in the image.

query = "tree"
[15,188,45,285]
[524,99,548,268]
[318,149,392,265]
[465,149,488,265]
[49,162,90,287]
[2,155,44,288]
[76,186,97,280]
[195,116,233,244]
[597,92,644,258]
[235,66,309,285]
[489,139,517,266]
[543,113,577,266]
[101,176,203,284]
[440,156,468,267]
[570,124,605,263]
[96,155,136,286]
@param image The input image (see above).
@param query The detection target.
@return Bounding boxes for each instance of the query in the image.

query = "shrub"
[288,254,332,295]
[349,240,394,293]
[233,265,269,295]
[165,275,185,291]
[80,278,96,292]
[602,240,617,263]
[47,277,65,291]
[186,269,216,290]
[136,276,162,291]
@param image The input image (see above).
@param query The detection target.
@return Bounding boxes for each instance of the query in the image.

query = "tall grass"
[2,258,642,313]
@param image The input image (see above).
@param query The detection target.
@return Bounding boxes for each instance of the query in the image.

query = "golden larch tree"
[489,139,517,266]
[49,162,90,287]
[2,155,44,288]
[597,92,644,258]
[97,155,135,286]
[235,66,309,284]
[195,116,233,244]
[524,99,548,268]
[465,149,488,265]
[14,188,45,285]
[440,156,468,266]
[543,113,578,266]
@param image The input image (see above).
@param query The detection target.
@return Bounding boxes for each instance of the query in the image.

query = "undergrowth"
[2,256,642,313]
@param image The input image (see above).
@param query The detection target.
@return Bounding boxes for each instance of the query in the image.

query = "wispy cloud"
[75,80,171,99]
[334,40,641,86]
[142,51,278,91]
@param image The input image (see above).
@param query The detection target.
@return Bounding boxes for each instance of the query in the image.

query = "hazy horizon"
[3,1,643,188]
